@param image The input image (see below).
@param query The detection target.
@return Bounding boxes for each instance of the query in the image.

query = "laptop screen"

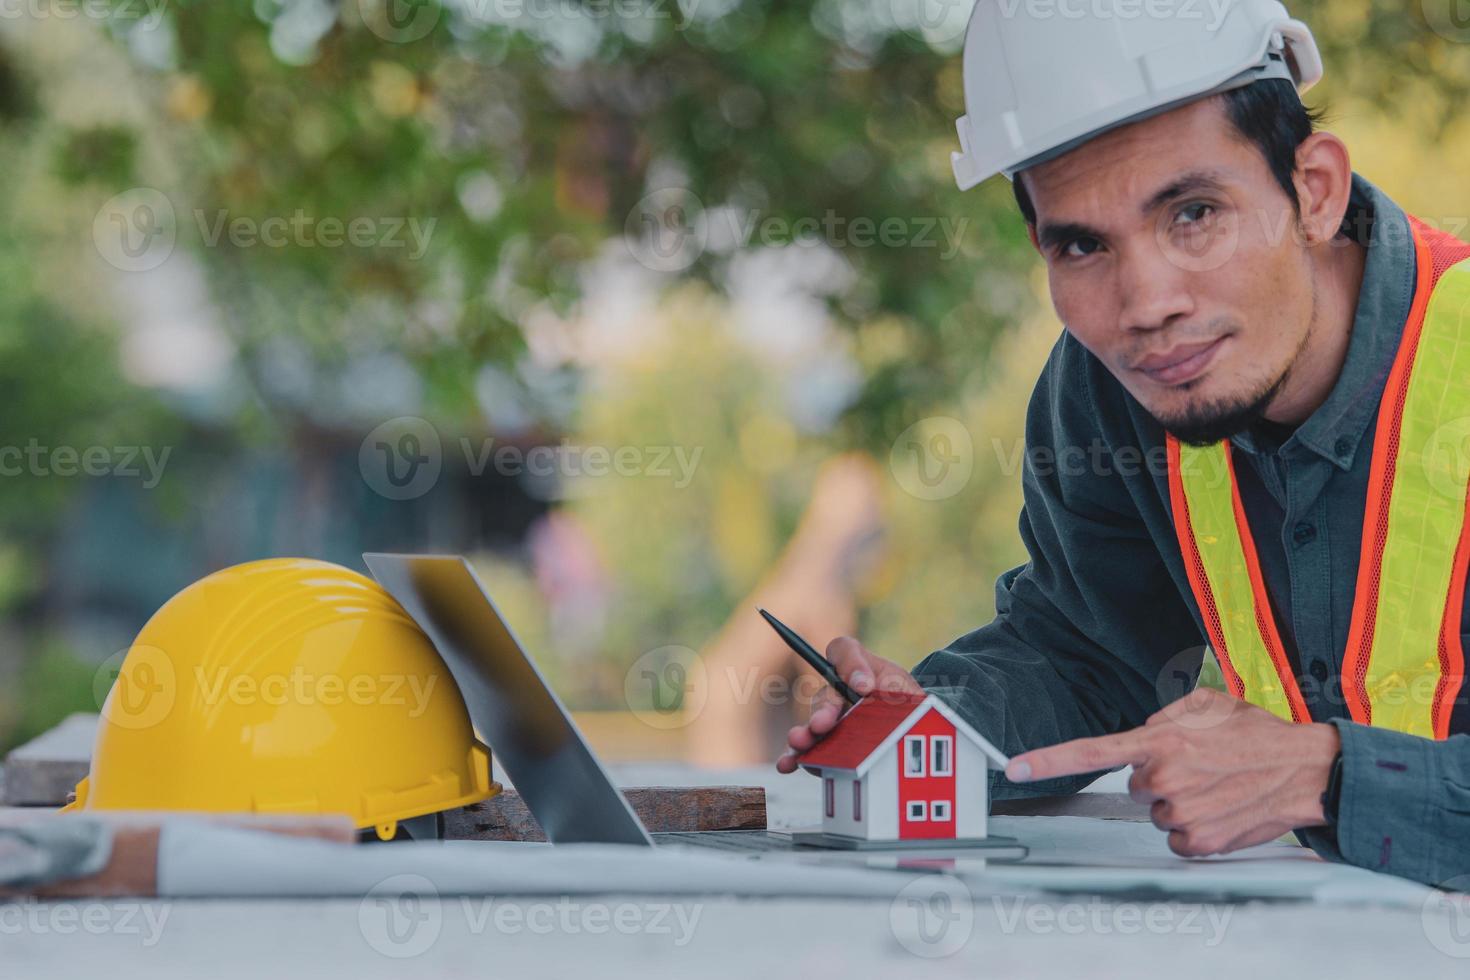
[364,553,653,846]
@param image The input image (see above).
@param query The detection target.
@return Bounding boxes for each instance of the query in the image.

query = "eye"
[1060,237,1101,260]
[1174,202,1215,226]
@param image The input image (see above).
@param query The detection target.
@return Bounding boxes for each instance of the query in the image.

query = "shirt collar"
[1230,172,1417,470]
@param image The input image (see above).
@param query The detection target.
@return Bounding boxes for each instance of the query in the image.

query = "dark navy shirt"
[914,172,1470,886]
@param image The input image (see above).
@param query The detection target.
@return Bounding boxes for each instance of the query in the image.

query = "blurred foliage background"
[0,0,1468,754]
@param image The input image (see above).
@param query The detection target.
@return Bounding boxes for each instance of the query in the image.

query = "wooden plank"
[1,713,98,806]
[444,786,768,841]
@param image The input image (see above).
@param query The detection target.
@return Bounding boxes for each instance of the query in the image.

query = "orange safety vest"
[1167,216,1470,740]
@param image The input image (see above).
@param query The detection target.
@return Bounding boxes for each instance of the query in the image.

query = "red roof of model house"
[796,692,1009,776]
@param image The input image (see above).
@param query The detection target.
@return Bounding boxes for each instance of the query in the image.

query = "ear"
[1291,132,1353,247]
[1025,222,1040,253]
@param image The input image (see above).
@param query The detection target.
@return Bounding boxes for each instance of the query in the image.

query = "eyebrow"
[1139,169,1230,216]
[1034,169,1231,253]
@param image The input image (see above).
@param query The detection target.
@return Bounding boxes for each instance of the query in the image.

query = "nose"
[1116,245,1195,334]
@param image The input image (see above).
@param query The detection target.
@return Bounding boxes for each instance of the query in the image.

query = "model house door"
[896,708,956,839]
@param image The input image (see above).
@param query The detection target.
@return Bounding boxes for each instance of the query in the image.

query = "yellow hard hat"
[64,557,500,840]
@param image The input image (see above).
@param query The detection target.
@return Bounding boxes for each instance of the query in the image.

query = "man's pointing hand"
[1004,688,1341,857]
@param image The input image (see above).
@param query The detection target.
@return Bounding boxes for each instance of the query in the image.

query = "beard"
[1153,369,1288,446]
[1148,301,1315,447]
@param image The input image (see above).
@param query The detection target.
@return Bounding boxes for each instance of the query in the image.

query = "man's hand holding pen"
[774,635,922,774]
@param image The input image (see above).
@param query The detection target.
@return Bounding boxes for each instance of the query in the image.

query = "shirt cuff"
[1322,716,1449,885]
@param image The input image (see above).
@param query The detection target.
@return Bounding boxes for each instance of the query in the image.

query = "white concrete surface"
[5,763,1468,978]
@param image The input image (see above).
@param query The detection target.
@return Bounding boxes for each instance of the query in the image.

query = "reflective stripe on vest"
[1167,219,1470,739]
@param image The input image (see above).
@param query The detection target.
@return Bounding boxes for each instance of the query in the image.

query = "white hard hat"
[951,0,1323,189]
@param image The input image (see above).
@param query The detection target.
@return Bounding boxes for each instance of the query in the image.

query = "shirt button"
[1334,436,1352,457]
[1292,522,1317,546]
[1310,660,1330,682]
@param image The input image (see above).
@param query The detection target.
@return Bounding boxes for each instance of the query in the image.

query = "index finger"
[1005,728,1153,783]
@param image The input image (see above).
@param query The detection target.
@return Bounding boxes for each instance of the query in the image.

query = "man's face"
[1021,97,1315,445]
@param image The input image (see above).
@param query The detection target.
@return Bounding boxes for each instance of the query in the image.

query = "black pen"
[757,607,862,706]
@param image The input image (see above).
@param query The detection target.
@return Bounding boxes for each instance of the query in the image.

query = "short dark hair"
[1011,78,1327,227]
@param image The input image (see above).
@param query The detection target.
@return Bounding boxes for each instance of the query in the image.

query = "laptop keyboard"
[654,831,794,852]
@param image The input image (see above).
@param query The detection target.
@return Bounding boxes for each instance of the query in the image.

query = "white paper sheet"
[155,815,1436,908]
[157,824,918,899]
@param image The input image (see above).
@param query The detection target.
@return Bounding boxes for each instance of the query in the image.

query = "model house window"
[825,777,834,818]
[931,800,952,821]
[853,782,862,821]
[904,735,926,776]
[931,735,953,776]
[906,800,927,821]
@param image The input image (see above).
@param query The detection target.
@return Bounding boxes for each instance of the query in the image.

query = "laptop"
[363,552,1026,860]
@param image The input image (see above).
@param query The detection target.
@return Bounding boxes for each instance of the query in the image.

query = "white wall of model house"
[816,751,899,840]
[815,716,994,841]
[954,734,990,838]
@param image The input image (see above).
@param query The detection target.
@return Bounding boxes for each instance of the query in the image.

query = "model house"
[796,692,1009,843]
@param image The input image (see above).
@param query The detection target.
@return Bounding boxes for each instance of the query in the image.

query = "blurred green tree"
[3,0,1470,747]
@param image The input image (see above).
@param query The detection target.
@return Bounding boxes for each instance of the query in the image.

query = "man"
[776,0,1470,886]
